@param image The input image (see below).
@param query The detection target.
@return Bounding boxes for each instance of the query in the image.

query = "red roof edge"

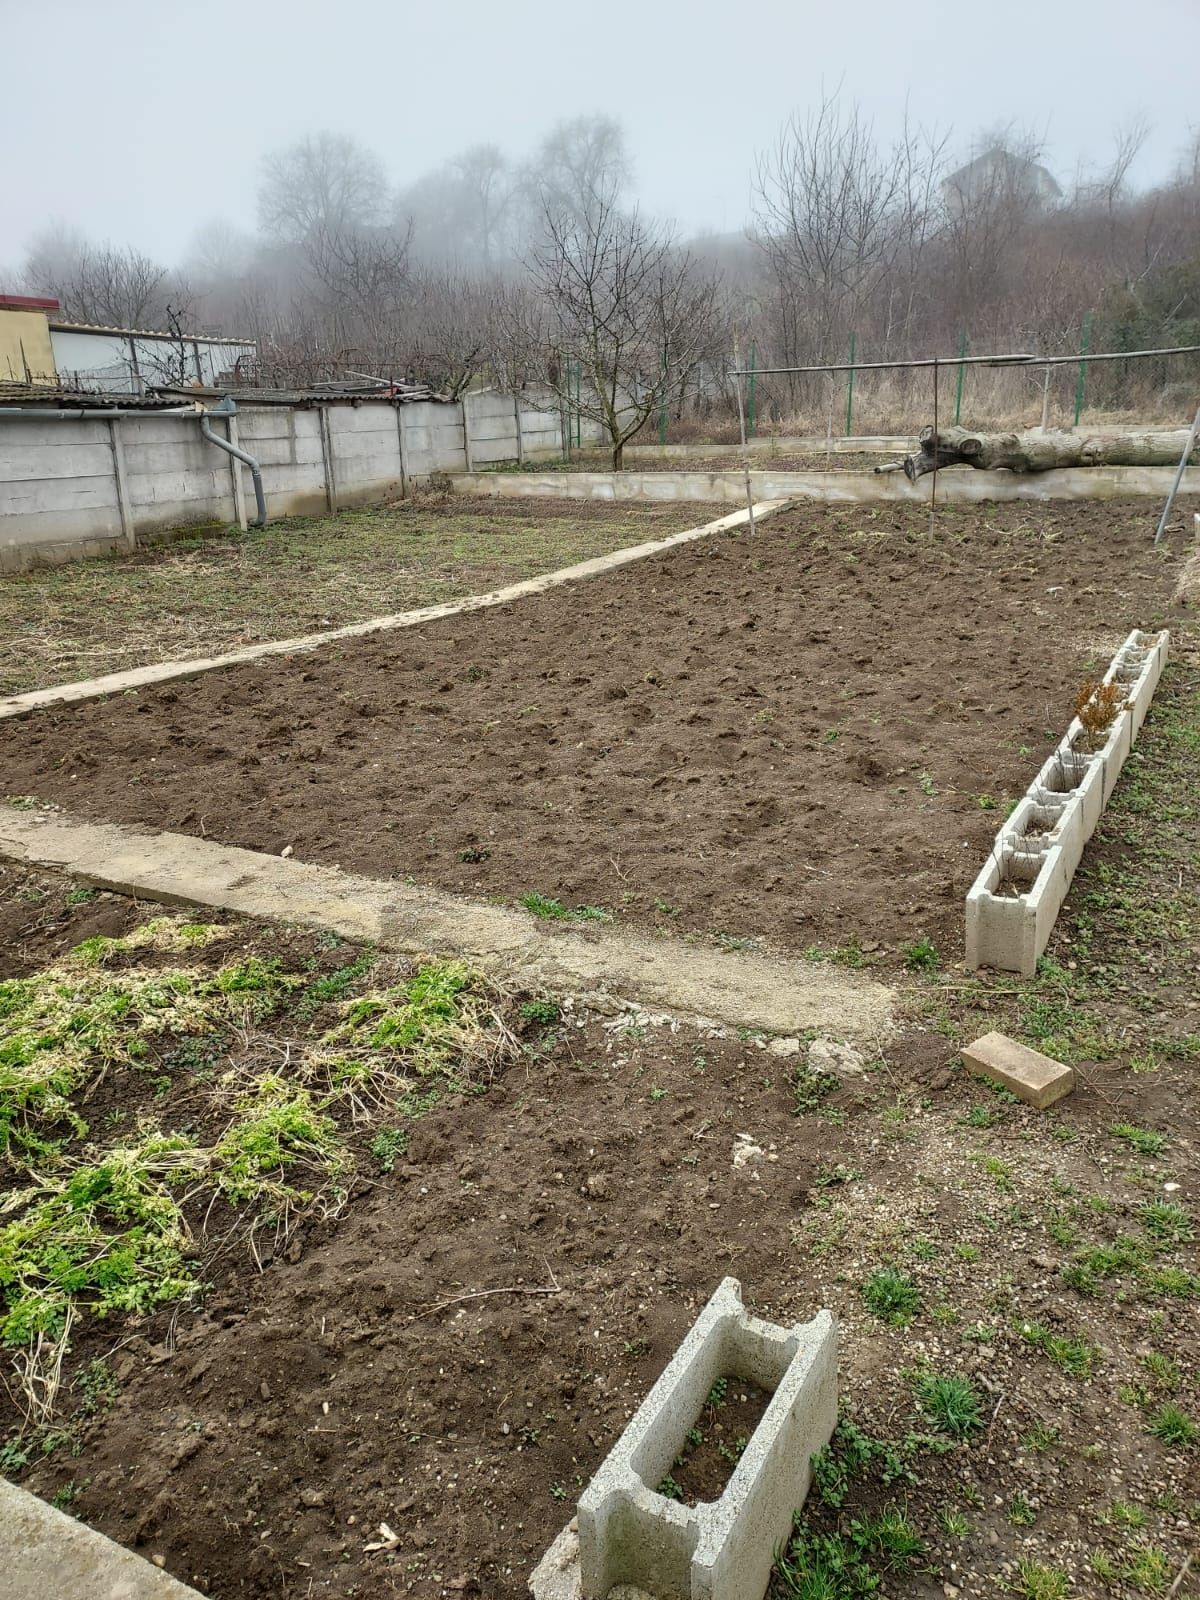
[0,294,61,311]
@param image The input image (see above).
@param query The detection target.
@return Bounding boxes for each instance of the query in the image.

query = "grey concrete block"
[965,629,1170,975]
[0,1476,202,1598]
[572,1278,836,1600]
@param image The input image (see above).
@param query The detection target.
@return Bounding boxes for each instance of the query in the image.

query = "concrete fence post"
[227,415,248,531]
[107,418,136,552]
[395,402,409,498]
[462,393,474,473]
[318,405,338,514]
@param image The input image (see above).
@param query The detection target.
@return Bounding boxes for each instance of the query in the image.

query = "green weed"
[913,1372,984,1437]
[861,1268,922,1326]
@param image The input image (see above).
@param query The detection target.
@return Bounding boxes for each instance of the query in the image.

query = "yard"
[0,490,1197,1600]
[0,652,1196,1598]
[0,495,723,695]
[1,498,1189,965]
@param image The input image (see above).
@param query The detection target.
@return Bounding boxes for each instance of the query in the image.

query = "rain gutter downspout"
[198,397,267,527]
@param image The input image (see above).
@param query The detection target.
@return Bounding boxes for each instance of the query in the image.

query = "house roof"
[0,294,61,312]
[0,383,196,410]
[47,320,256,345]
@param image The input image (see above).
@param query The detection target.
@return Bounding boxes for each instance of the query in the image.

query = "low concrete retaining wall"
[453,465,1200,506]
[965,630,1169,976]
[532,1279,836,1600]
[0,1477,201,1598]
[624,435,914,460]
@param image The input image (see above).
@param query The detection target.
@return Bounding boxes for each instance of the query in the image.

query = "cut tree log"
[894,425,1200,480]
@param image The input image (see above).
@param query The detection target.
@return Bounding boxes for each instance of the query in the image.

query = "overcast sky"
[2,0,1197,270]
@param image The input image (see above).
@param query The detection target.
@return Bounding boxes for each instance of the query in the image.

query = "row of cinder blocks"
[965,629,1169,976]
[532,1279,837,1600]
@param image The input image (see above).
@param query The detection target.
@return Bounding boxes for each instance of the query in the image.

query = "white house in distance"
[0,294,256,391]
[943,147,1061,210]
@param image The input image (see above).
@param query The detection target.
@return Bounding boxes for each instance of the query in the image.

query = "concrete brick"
[0,1476,202,1598]
[962,1030,1075,1108]
[965,628,1170,976]
[567,1278,836,1600]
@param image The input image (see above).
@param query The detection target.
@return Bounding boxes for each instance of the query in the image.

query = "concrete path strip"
[0,501,786,723]
[0,1476,202,1599]
[0,805,894,1043]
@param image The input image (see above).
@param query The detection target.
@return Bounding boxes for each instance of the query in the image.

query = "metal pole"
[1074,312,1093,428]
[845,331,857,437]
[733,340,756,535]
[1153,403,1200,546]
[1040,363,1052,434]
[929,358,939,531]
[747,341,757,437]
[954,329,967,425]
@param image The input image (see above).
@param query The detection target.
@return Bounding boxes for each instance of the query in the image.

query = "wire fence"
[735,341,1200,439]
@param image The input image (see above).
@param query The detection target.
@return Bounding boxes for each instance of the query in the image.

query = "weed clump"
[913,1372,984,1437]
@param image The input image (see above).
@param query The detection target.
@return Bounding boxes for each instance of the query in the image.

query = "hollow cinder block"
[965,628,1169,976]
[965,841,1069,978]
[575,1278,836,1600]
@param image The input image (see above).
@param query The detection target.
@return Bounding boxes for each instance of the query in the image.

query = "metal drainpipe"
[198,399,267,527]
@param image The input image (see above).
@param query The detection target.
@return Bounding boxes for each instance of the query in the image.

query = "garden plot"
[1,701,1197,1600]
[0,495,723,696]
[0,498,1188,965]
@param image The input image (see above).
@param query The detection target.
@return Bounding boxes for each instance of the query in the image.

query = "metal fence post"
[1074,312,1093,429]
[658,350,667,446]
[953,330,967,425]
[845,331,857,437]
[747,341,757,437]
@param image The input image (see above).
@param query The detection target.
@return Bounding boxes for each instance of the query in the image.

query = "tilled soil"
[4,885,1196,1600]
[2,499,1189,962]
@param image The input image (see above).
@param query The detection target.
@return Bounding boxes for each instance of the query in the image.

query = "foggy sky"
[2,0,1197,269]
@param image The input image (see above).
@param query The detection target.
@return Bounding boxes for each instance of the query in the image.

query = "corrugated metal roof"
[0,384,192,410]
[48,321,255,345]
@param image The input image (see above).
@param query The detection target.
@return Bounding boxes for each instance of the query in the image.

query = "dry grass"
[0,495,708,695]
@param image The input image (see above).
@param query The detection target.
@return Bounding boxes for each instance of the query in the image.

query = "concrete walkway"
[0,805,894,1042]
[0,502,785,724]
[0,1477,201,1599]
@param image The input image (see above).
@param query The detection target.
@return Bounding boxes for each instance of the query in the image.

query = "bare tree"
[258,132,388,246]
[752,93,915,367]
[523,114,632,230]
[25,233,175,329]
[514,195,719,468]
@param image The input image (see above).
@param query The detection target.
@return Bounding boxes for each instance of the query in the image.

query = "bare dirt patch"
[2,498,1190,965]
[1,849,1196,1600]
[0,495,724,695]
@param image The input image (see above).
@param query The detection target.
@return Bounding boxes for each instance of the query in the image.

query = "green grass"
[1012,1559,1068,1600]
[0,499,699,695]
[518,893,610,924]
[1018,1319,1099,1377]
[913,1372,984,1437]
[861,1268,922,1326]
[1146,1402,1199,1448]
[1111,1123,1169,1156]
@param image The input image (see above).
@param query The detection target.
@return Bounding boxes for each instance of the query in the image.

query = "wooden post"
[228,415,248,531]
[318,405,338,513]
[462,392,474,473]
[107,418,136,552]
[395,402,409,498]
[513,390,525,465]
[1039,364,1052,434]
